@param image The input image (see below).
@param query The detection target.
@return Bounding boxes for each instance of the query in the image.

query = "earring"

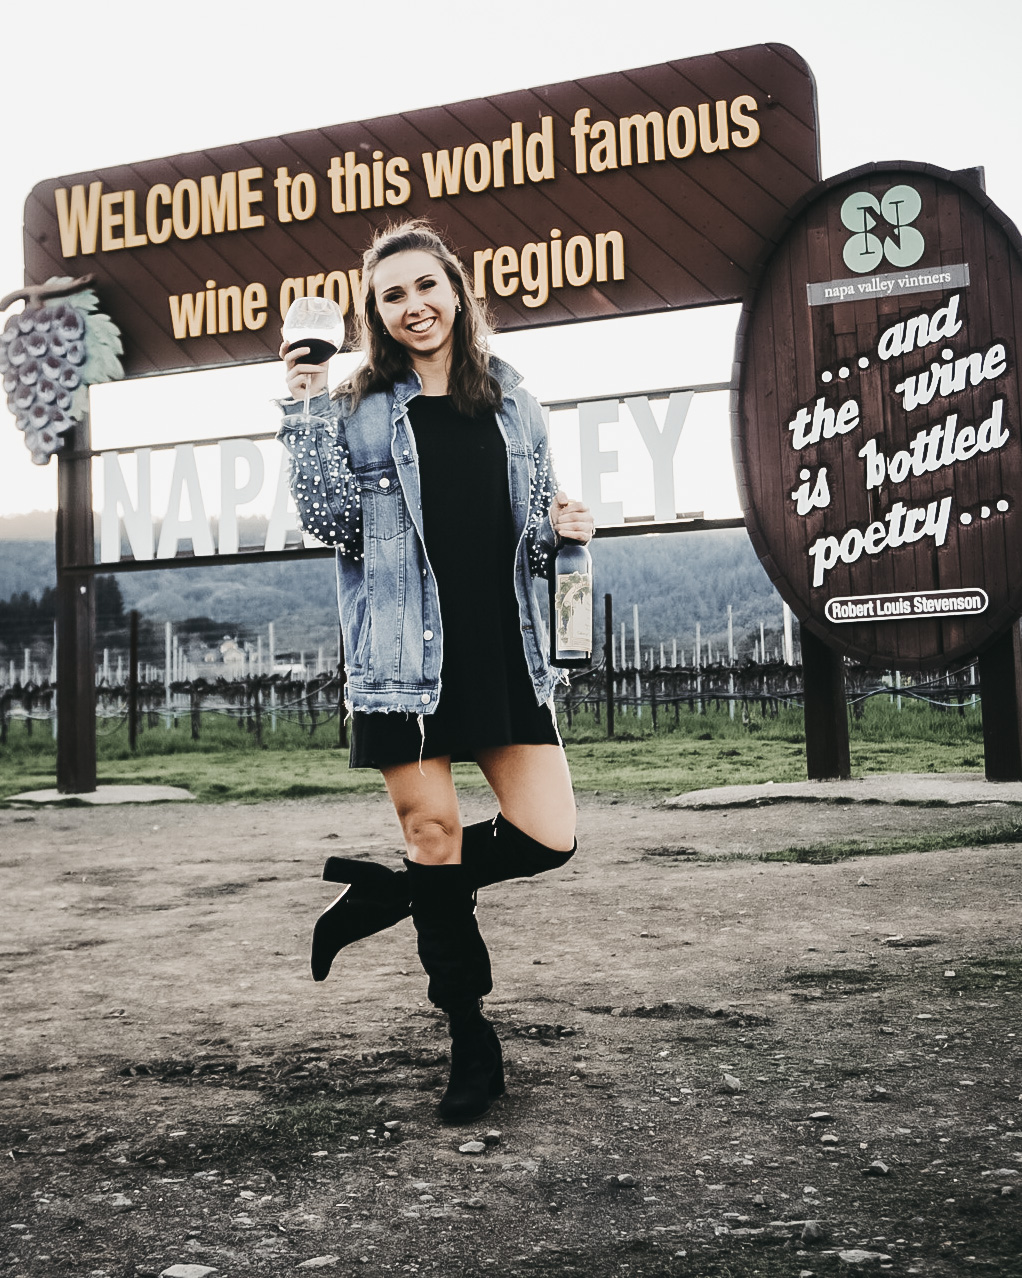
[455,299,462,313]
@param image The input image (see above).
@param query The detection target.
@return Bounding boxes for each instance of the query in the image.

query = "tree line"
[0,576,127,646]
[0,527,787,664]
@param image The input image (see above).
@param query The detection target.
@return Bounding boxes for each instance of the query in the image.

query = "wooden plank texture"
[734,162,1022,669]
[23,44,819,379]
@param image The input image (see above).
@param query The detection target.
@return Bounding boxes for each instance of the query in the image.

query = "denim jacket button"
[420,693,430,704]
[423,630,433,641]
[379,477,390,488]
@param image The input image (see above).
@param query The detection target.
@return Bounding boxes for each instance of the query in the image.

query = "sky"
[2,0,1021,527]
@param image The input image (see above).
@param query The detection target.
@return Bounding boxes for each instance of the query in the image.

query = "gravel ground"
[1,788,1021,1278]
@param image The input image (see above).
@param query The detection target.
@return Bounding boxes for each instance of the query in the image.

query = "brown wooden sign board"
[733,161,1022,670]
[23,44,819,380]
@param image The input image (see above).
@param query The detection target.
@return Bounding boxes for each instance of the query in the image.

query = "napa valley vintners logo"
[806,183,971,308]
[841,184,925,273]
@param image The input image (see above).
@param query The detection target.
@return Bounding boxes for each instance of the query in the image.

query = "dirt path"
[2,792,1021,1277]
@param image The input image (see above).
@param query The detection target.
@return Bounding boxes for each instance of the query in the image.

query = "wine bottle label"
[554,570,592,651]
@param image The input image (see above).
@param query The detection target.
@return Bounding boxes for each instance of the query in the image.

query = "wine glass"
[282,296,347,413]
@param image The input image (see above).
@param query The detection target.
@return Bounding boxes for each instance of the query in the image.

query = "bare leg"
[381,755,462,864]
[474,743,577,852]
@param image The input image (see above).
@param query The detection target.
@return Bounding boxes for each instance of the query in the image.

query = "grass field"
[0,694,986,804]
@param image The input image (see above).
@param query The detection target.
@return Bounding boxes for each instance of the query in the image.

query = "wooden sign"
[23,44,819,379]
[733,162,1022,668]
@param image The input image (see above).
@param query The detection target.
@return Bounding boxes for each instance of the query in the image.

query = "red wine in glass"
[282,297,346,412]
[285,336,339,365]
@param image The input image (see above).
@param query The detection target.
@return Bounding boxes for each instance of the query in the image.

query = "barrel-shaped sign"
[733,162,1022,668]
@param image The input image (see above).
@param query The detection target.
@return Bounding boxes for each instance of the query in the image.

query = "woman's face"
[372,249,459,362]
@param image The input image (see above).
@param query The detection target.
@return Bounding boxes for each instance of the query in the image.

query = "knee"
[402,814,462,865]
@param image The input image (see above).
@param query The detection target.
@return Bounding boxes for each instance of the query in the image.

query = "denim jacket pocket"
[356,464,406,541]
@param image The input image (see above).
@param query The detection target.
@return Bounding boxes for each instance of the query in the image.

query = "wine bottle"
[549,540,593,668]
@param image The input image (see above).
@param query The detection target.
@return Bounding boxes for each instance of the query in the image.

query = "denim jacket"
[277,355,562,715]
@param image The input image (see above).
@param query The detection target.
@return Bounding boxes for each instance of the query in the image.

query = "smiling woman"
[276,219,595,1127]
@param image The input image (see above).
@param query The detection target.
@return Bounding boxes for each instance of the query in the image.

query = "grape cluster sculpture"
[0,277,124,465]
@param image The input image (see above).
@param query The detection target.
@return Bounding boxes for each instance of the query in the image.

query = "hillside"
[0,525,785,659]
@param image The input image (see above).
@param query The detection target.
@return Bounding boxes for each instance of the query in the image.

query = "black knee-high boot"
[404,859,504,1124]
[313,816,577,981]
[311,820,492,982]
[470,813,576,886]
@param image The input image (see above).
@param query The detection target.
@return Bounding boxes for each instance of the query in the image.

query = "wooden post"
[799,622,850,780]
[978,623,1022,781]
[128,609,139,753]
[55,401,97,793]
[604,593,615,739]
[164,622,172,728]
[307,678,320,736]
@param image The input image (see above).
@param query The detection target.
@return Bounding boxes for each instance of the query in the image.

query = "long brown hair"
[338,220,502,417]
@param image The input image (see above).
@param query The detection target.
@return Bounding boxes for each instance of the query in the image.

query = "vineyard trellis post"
[632,605,641,721]
[604,593,615,738]
[782,602,794,666]
[163,622,172,728]
[128,609,139,753]
[727,604,735,720]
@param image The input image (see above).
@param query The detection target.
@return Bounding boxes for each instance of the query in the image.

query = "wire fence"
[0,657,982,750]
[551,657,980,733]
[0,671,348,749]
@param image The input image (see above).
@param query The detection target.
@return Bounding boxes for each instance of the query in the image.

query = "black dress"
[349,393,560,769]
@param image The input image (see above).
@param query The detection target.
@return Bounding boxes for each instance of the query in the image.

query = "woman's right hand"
[280,337,330,403]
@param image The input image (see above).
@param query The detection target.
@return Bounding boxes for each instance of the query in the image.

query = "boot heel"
[311,865,412,982]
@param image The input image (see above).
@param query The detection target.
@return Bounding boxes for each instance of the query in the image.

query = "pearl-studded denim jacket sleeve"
[276,392,363,560]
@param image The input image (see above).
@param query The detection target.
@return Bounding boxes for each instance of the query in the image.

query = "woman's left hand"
[550,490,595,544]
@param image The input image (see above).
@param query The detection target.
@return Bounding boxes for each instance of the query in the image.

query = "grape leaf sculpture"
[0,275,124,465]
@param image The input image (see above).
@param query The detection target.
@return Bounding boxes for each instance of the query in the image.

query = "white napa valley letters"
[99,441,308,562]
[576,391,693,524]
[98,391,701,564]
[157,445,215,558]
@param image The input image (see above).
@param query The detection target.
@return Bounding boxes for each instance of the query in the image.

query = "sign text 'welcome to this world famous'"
[24,44,819,380]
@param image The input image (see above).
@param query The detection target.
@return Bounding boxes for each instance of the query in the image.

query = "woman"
[278,220,594,1124]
